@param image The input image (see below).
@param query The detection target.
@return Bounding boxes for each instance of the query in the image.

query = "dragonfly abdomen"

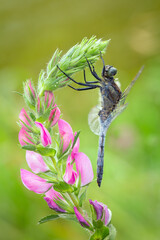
[97,131,106,187]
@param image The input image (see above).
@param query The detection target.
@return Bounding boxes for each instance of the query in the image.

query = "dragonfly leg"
[57,65,99,88]
[83,70,100,84]
[68,85,99,91]
[85,57,102,81]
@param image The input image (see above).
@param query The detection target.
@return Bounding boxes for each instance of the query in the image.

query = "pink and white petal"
[104,207,112,226]
[75,152,93,186]
[26,151,49,173]
[18,128,33,146]
[20,169,52,194]
[58,119,73,152]
[35,122,52,147]
[63,162,77,185]
[74,207,90,228]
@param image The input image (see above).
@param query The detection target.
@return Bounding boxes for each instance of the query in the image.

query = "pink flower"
[19,108,31,130]
[18,128,34,146]
[58,119,74,152]
[44,187,66,212]
[49,104,61,127]
[44,91,54,108]
[20,169,52,194]
[35,122,52,147]
[26,151,49,173]
[89,200,112,226]
[74,207,90,228]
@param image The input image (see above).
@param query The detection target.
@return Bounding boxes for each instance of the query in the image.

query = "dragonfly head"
[102,65,117,79]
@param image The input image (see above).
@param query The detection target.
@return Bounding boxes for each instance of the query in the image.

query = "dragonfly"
[57,56,143,187]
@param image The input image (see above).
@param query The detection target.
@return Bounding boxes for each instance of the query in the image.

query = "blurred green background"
[0,0,160,239]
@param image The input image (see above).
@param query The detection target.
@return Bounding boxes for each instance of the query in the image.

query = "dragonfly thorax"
[102,65,117,80]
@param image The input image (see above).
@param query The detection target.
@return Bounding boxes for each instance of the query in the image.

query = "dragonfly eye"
[108,67,117,77]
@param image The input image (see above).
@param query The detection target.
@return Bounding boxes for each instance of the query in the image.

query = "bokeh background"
[0,0,160,239]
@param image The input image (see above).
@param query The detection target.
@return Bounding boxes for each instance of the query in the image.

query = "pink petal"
[74,207,90,228]
[26,151,49,173]
[35,122,52,147]
[49,104,61,127]
[19,108,31,130]
[20,169,52,194]
[18,128,34,146]
[63,159,78,185]
[75,152,93,186]
[103,206,112,226]
[58,119,73,152]
[45,91,54,108]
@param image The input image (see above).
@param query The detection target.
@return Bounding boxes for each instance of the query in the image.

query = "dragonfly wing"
[109,103,128,123]
[121,66,144,104]
[88,105,101,135]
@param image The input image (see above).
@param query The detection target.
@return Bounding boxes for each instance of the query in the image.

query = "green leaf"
[79,188,87,207]
[90,226,109,240]
[38,214,59,224]
[108,224,116,240]
[53,181,74,193]
[37,171,57,181]
[72,131,80,149]
[36,146,56,156]
[93,219,104,229]
[21,145,36,151]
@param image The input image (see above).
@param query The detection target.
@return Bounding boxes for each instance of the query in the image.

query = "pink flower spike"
[63,159,78,185]
[20,169,52,194]
[19,128,34,146]
[35,122,52,147]
[75,152,93,186]
[26,151,49,173]
[19,108,31,130]
[44,91,54,108]
[49,104,61,127]
[44,187,65,212]
[74,207,90,228]
[58,119,73,152]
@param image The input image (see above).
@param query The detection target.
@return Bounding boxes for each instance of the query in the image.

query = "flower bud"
[89,200,112,226]
[44,91,54,108]
[18,127,34,146]
[19,108,32,130]
[49,104,61,127]
[23,80,36,109]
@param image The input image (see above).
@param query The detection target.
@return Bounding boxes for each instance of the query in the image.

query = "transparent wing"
[109,103,128,123]
[88,105,101,135]
[120,66,144,104]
